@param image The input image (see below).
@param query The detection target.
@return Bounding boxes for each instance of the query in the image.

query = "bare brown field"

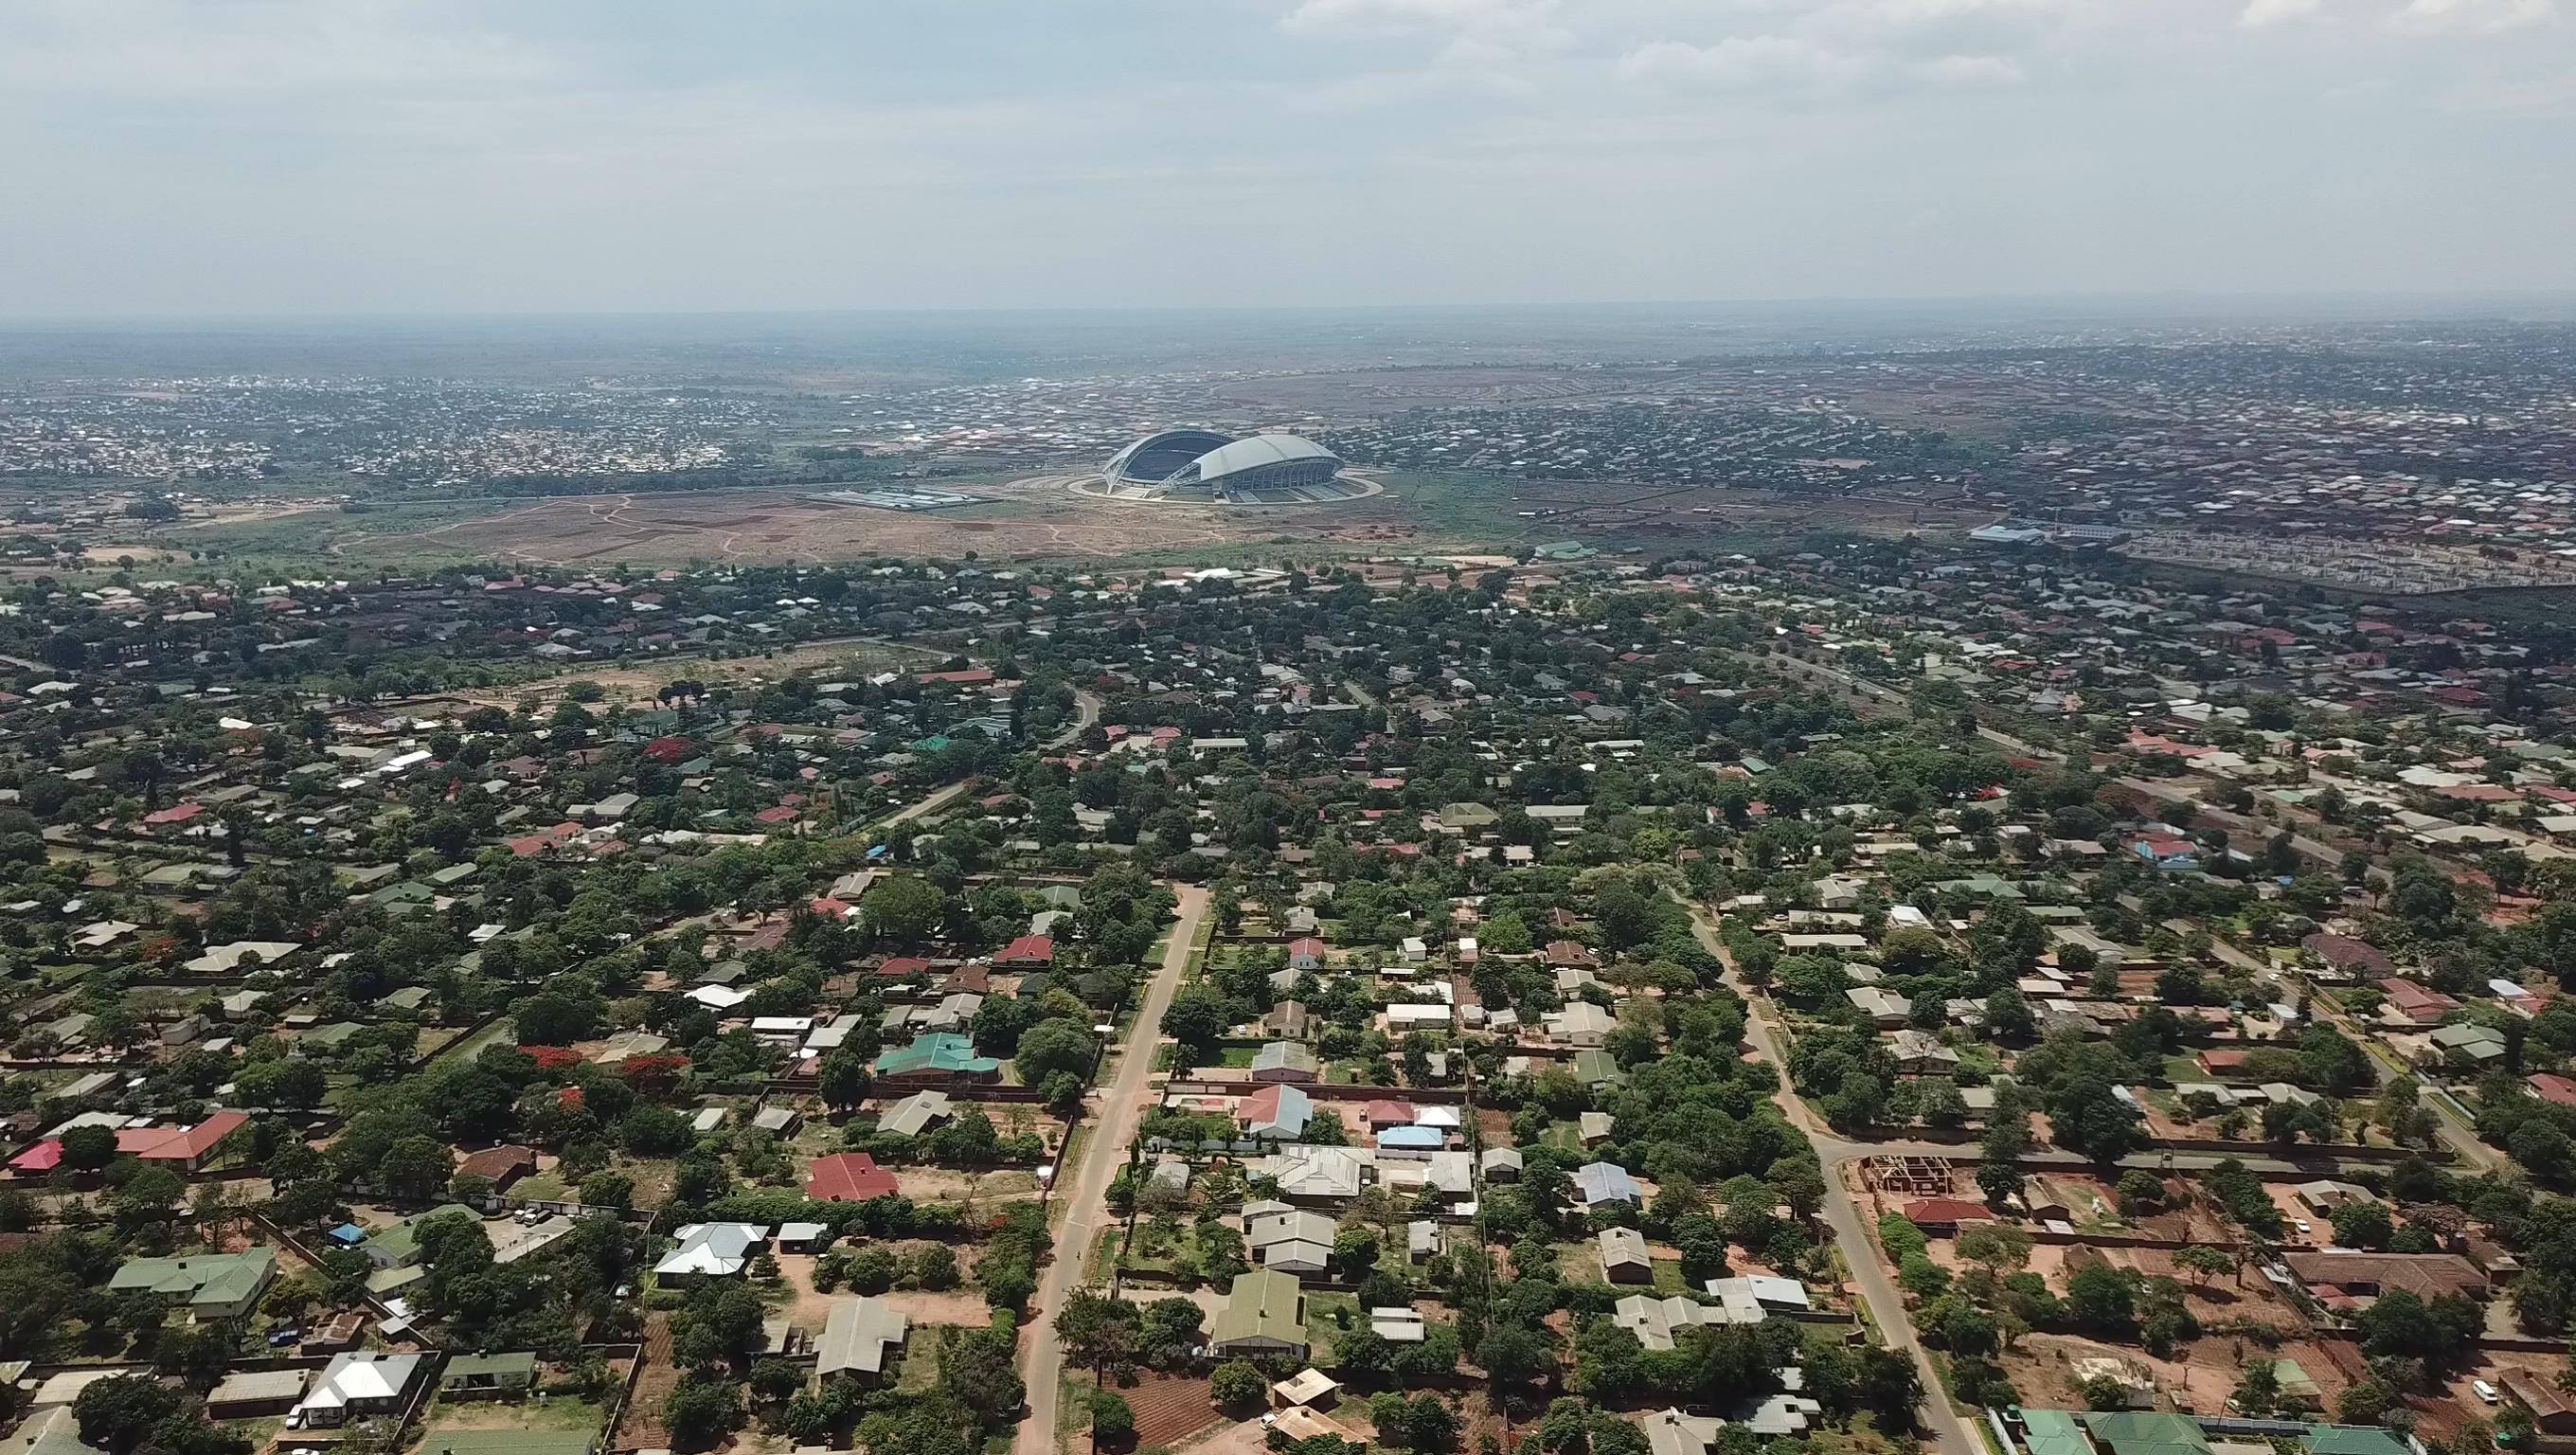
[367,477,1441,566]
[1107,1372,1221,1449]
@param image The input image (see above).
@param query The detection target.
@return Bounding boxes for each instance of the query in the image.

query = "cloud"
[2392,0,2554,30]
[1618,34,1868,88]
[1281,0,1553,35]
[1920,52,2027,81]
[2239,0,2326,26]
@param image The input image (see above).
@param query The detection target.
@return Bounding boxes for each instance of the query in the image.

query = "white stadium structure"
[1093,428,1368,503]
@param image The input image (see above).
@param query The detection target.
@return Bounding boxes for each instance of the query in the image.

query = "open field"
[162,468,1977,570]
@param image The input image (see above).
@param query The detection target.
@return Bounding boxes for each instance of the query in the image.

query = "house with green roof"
[108,1248,277,1320]
[873,1032,1001,1083]
[2077,1411,2210,1455]
[1208,1269,1307,1357]
[2020,1410,2096,1455]
[439,1352,540,1399]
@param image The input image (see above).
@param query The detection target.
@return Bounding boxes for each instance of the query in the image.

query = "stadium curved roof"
[1104,428,1342,490]
[1185,434,1336,480]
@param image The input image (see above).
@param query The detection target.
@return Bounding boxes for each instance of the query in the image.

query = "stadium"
[1085,428,1372,504]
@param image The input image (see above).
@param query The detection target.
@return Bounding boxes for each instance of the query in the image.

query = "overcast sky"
[5,0,2571,316]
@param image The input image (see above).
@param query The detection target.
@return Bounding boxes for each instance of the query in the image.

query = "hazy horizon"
[7,0,2573,318]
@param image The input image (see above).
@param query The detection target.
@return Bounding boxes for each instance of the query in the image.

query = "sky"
[4,0,2572,316]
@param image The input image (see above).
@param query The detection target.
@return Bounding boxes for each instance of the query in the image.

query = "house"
[874,1033,1001,1082]
[993,934,1054,966]
[1616,1295,1722,1352]
[816,1296,910,1381]
[2499,1372,2576,1436]
[1272,1369,1340,1410]
[2378,977,2458,1025]
[1846,986,1911,1028]
[655,1222,769,1281]
[2428,1022,2507,1067]
[1375,1124,1442,1159]
[438,1353,539,1400]
[777,1222,830,1253]
[1544,1002,1615,1046]
[1574,1160,1642,1208]
[807,1153,902,1203]
[1644,1409,1726,1455]
[1369,1307,1427,1343]
[1208,1269,1308,1356]
[1246,1208,1336,1276]
[294,1352,427,1427]
[2132,836,2200,871]
[1286,937,1326,971]
[2292,1180,2373,1214]
[107,1248,276,1320]
[1480,1147,1523,1181]
[1705,1275,1811,1321]
[1250,1041,1322,1083]
[206,1370,311,1418]
[1257,1144,1369,1201]
[879,1089,956,1138]
[2283,1250,2489,1304]
[2529,1072,2576,1108]
[1599,1227,1653,1284]
[1901,1198,1997,1234]
[1240,1083,1314,1140]
[455,1144,536,1191]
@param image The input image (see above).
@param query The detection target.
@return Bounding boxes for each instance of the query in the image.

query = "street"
[1011,883,1208,1455]
[1684,904,1985,1455]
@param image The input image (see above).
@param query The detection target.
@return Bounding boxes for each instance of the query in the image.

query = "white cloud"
[2392,0,2554,31]
[2239,0,2326,26]
[1618,34,1868,88]
[1921,52,2028,81]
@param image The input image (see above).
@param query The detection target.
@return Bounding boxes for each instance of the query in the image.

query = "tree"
[1957,1225,2033,1278]
[819,1051,869,1111]
[73,1376,183,1454]
[1473,1321,1555,1387]
[380,1135,453,1197]
[2233,1357,2281,1416]
[664,1375,742,1451]
[1015,1020,1097,1087]
[2065,1264,2140,1338]
[1090,1392,1135,1447]
[61,1124,119,1174]
[1161,987,1234,1049]
[2174,1246,2233,1289]
[864,877,952,943]
[937,1324,1026,1417]
[1211,1359,1268,1412]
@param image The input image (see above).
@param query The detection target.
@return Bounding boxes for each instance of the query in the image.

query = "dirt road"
[1684,902,1985,1455]
[1011,883,1208,1455]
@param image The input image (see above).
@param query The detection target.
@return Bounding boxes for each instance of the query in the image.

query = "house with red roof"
[993,935,1053,966]
[2379,978,2458,1025]
[1902,1197,1998,1233]
[140,802,205,829]
[806,1153,903,1203]
[2529,1073,2576,1109]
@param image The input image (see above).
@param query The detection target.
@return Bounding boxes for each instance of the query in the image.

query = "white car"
[2473,1380,2499,1405]
[2294,1219,2313,1235]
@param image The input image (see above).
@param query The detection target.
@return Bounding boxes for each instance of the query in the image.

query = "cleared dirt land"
[363,476,1439,567]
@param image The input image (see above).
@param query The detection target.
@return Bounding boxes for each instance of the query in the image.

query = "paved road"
[1683,904,1984,1455]
[1012,884,1208,1455]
